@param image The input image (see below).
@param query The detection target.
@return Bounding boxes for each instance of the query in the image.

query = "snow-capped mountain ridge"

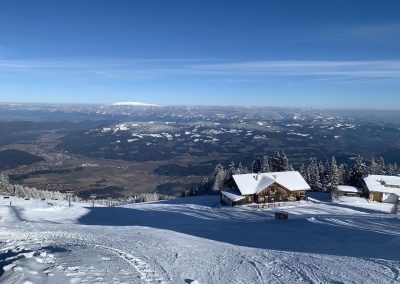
[111,102,159,107]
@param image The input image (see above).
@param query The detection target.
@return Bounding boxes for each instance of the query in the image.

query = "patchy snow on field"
[1,195,400,283]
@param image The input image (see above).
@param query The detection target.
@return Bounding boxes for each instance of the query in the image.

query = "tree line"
[212,151,399,192]
[0,173,173,205]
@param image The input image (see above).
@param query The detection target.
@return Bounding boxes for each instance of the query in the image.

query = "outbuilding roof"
[336,185,362,193]
[233,171,311,196]
[363,175,400,195]
[221,189,246,202]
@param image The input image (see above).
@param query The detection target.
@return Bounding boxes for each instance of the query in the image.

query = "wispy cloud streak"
[0,58,399,81]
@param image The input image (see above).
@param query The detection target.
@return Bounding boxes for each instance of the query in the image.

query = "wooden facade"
[229,182,307,205]
[369,191,383,202]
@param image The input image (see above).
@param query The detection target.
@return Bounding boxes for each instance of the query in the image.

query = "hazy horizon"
[1,99,400,111]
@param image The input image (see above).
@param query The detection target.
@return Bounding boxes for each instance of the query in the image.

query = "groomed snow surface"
[1,194,400,283]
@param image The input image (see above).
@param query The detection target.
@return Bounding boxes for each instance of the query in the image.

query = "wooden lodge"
[220,171,310,206]
[363,175,400,204]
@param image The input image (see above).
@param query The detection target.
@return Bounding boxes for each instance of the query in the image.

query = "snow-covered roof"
[233,171,311,196]
[363,175,400,195]
[336,185,362,193]
[221,189,246,202]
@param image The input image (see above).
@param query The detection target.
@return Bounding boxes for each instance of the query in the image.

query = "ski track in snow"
[93,244,165,283]
[0,228,166,284]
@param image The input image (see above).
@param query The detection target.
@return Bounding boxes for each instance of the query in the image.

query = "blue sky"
[0,0,399,108]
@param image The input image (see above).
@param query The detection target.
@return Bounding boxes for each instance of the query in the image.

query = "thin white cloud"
[188,60,400,79]
[0,58,399,81]
[313,23,400,42]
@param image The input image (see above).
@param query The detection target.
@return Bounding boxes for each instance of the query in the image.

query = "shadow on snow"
[77,198,400,261]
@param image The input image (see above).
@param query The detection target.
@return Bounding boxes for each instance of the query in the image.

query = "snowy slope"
[1,195,400,283]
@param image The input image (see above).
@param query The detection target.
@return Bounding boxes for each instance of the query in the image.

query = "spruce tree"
[225,161,237,188]
[236,162,248,174]
[376,156,387,175]
[213,164,227,191]
[387,163,399,176]
[318,160,327,191]
[307,158,322,191]
[348,156,368,187]
[271,150,291,172]
[252,157,262,173]
[299,163,306,180]
[328,156,339,191]
[261,155,270,172]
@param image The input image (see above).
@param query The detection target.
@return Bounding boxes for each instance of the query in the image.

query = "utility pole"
[90,194,96,207]
[66,191,74,207]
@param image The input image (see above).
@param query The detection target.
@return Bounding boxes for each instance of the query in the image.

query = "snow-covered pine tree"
[225,161,237,188]
[213,164,227,191]
[370,157,378,174]
[375,156,387,175]
[328,156,339,191]
[307,158,322,191]
[270,151,281,172]
[318,160,327,191]
[299,163,306,180]
[270,150,291,172]
[338,163,347,185]
[348,156,368,187]
[236,162,248,175]
[252,157,262,173]
[387,163,399,176]
[280,151,291,171]
[370,156,387,175]
[228,161,236,176]
[261,155,270,173]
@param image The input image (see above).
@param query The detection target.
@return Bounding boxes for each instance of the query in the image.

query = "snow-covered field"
[1,195,400,283]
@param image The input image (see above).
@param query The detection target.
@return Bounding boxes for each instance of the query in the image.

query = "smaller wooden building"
[220,189,246,206]
[363,175,400,204]
[331,185,362,199]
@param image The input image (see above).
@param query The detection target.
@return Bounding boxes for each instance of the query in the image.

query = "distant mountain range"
[111,102,159,107]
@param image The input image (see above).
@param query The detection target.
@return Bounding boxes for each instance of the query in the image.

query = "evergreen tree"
[348,156,368,187]
[318,160,327,191]
[270,150,291,172]
[370,157,379,174]
[236,162,248,174]
[387,163,399,176]
[338,164,347,184]
[370,156,387,175]
[228,161,237,176]
[252,157,262,173]
[280,151,291,171]
[225,161,237,188]
[261,155,270,172]
[327,156,339,191]
[299,163,306,179]
[213,164,227,191]
[375,156,387,175]
[307,158,322,191]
